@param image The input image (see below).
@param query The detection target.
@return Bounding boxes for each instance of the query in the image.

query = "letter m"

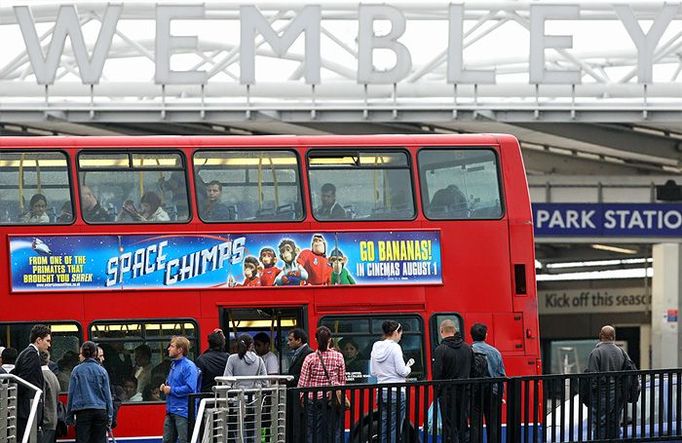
[240,5,320,84]
[14,5,121,85]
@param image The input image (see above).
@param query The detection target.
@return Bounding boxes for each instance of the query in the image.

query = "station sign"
[9,230,442,292]
[539,287,651,315]
[533,203,682,237]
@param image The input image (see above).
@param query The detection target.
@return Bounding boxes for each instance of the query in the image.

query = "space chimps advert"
[10,231,442,292]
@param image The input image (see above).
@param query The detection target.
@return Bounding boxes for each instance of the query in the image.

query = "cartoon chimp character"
[274,239,308,286]
[329,248,356,285]
[229,256,261,287]
[258,247,281,286]
[296,234,331,285]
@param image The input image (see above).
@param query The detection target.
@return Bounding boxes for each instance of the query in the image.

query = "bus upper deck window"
[419,148,503,220]
[308,150,415,221]
[77,151,189,224]
[193,150,303,223]
[0,152,73,225]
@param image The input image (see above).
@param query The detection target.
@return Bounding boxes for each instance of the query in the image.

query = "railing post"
[506,377,522,443]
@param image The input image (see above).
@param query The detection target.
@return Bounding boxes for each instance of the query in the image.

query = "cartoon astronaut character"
[274,239,308,286]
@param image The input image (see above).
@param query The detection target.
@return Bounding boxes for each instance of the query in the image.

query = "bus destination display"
[9,230,442,291]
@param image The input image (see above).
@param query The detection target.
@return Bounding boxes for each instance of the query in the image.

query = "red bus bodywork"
[0,134,539,440]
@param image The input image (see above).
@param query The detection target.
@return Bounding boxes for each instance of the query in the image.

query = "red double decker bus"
[0,134,539,441]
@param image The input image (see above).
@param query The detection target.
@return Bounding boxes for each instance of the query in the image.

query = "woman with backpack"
[297,326,346,443]
[370,321,415,443]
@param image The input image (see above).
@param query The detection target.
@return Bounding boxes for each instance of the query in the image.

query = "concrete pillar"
[651,243,682,368]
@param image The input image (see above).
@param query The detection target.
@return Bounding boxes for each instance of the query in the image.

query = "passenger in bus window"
[201,180,233,221]
[316,183,347,219]
[339,338,365,375]
[81,185,113,222]
[118,191,170,222]
[56,201,73,224]
[133,344,153,396]
[123,376,143,402]
[429,185,468,217]
[159,171,189,220]
[21,193,50,224]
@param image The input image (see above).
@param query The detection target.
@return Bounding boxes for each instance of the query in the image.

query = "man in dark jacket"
[286,328,313,443]
[12,324,51,441]
[586,325,627,439]
[432,319,471,443]
[195,329,229,393]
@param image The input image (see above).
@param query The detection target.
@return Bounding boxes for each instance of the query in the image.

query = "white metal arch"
[1,1,682,122]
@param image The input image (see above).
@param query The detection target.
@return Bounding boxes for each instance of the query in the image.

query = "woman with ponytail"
[297,326,346,442]
[223,333,267,388]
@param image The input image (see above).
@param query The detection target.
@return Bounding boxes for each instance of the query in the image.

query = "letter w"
[15,5,121,85]
[240,5,320,84]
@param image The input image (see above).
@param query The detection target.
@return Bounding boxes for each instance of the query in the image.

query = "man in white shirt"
[253,332,279,374]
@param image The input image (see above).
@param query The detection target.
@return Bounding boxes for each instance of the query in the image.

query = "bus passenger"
[21,193,49,223]
[297,326,346,443]
[123,376,143,402]
[81,185,113,222]
[429,185,468,216]
[134,344,153,396]
[119,191,169,222]
[316,183,346,219]
[370,321,414,443]
[253,332,279,374]
[201,180,232,221]
[56,201,73,224]
[339,338,365,376]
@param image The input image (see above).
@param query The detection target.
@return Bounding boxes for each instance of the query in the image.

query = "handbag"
[317,351,351,411]
[620,348,641,403]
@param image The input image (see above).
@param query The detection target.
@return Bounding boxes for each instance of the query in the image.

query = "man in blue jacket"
[66,341,113,443]
[160,336,199,443]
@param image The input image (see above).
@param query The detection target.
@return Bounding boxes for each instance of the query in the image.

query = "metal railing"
[190,375,292,443]
[0,373,43,443]
[287,369,682,443]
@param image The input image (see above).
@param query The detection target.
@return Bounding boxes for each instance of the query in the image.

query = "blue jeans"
[163,413,189,443]
[379,388,406,443]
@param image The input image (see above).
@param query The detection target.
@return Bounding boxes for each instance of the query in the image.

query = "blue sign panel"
[10,231,442,292]
[533,203,682,237]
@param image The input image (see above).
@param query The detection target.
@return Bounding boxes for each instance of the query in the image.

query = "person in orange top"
[297,234,331,285]
[258,247,281,286]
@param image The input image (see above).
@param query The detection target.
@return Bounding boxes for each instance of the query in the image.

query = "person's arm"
[393,346,412,378]
[297,356,311,388]
[66,370,76,424]
[432,347,443,381]
[336,354,346,386]
[223,356,233,377]
[496,350,506,377]
[102,370,114,426]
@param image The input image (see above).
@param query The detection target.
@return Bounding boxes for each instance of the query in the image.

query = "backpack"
[621,348,641,403]
[470,350,490,378]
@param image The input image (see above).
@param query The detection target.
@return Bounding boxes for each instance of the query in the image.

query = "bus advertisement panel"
[10,230,442,291]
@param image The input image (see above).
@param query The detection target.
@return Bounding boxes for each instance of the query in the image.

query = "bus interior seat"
[470,205,501,218]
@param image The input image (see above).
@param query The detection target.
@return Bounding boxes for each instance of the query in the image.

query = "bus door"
[219,307,307,375]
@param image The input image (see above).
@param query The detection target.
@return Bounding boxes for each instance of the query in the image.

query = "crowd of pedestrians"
[9,320,634,443]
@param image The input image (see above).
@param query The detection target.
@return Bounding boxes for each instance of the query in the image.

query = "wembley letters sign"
[10,3,682,86]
